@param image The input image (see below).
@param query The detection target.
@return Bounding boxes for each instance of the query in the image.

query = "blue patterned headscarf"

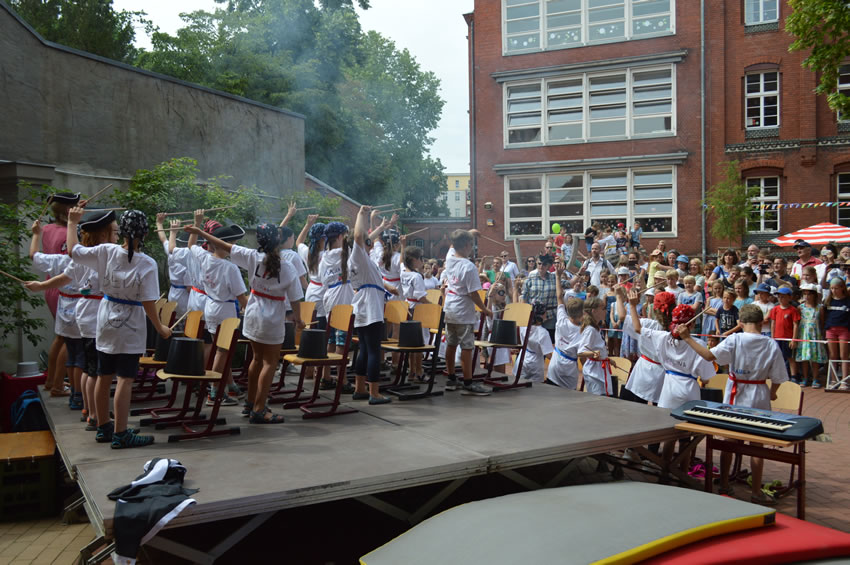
[324,222,348,240]
[308,223,327,255]
[256,223,280,253]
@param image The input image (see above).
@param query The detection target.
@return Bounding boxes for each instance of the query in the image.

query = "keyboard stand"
[675,422,807,519]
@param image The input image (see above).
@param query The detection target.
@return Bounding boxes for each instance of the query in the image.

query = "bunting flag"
[704,201,850,210]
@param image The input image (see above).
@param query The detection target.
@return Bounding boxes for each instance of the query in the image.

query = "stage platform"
[40,377,687,562]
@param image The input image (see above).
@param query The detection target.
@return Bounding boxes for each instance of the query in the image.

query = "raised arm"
[676,324,716,361]
[155,212,168,244]
[184,226,233,254]
[279,201,297,228]
[628,289,642,335]
[29,220,41,259]
[24,272,73,293]
[66,207,83,258]
[297,214,318,248]
[368,217,389,241]
[555,263,566,307]
[354,205,370,247]
[615,285,626,325]
[187,209,203,249]
[168,219,180,254]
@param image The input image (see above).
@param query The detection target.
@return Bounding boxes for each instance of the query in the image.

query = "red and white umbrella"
[769,222,850,247]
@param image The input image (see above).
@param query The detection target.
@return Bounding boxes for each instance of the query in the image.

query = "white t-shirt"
[301,245,327,318]
[202,255,247,335]
[282,248,308,280]
[547,305,581,389]
[599,234,617,255]
[501,260,520,280]
[165,243,191,315]
[186,246,210,313]
[230,245,302,345]
[582,256,613,287]
[371,241,402,301]
[753,300,774,334]
[423,276,439,290]
[712,332,788,410]
[642,328,716,410]
[443,250,482,325]
[71,244,159,355]
[665,285,684,297]
[515,325,554,383]
[319,247,355,314]
[63,261,101,339]
[32,252,80,339]
[622,315,664,403]
[401,269,427,310]
[578,326,611,396]
[349,242,386,328]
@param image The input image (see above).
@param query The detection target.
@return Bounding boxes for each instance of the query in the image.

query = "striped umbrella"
[769,222,850,246]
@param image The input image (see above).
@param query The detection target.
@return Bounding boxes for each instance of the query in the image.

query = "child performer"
[443,229,493,395]
[319,222,355,393]
[548,265,582,389]
[400,245,431,383]
[186,223,302,424]
[67,207,170,448]
[796,283,827,388]
[616,287,664,405]
[301,219,330,388]
[577,296,614,396]
[155,215,190,317]
[514,303,554,383]
[483,280,512,375]
[350,206,393,404]
[677,304,787,504]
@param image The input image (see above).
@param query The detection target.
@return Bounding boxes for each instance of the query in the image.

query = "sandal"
[250,407,284,424]
[751,490,776,505]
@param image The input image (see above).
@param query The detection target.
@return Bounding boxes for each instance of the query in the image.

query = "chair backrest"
[412,303,442,330]
[473,289,487,312]
[329,304,354,333]
[609,356,632,383]
[705,373,729,391]
[298,301,316,325]
[384,300,409,324]
[503,303,533,327]
[215,318,241,350]
[183,310,203,339]
[159,301,177,326]
[771,380,803,414]
[426,289,443,306]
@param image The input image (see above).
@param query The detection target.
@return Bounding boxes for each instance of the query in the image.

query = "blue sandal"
[250,407,284,424]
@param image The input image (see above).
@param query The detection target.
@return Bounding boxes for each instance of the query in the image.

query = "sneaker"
[207,393,238,406]
[242,401,253,417]
[111,429,154,449]
[319,379,337,391]
[461,381,491,396]
[95,421,114,443]
[790,377,801,385]
[368,396,392,405]
[69,393,83,411]
[341,382,355,394]
[800,380,810,388]
[445,377,460,391]
[840,382,850,391]
[85,419,98,432]
[812,380,822,389]
[80,409,88,422]
[227,384,245,399]
[352,392,370,401]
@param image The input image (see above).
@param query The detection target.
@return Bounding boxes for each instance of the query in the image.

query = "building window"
[838,64,850,122]
[505,65,674,146]
[745,0,778,25]
[745,177,779,233]
[455,192,461,201]
[414,238,425,248]
[505,166,675,237]
[838,173,850,227]
[745,71,779,129]
[503,0,674,54]
[455,179,460,188]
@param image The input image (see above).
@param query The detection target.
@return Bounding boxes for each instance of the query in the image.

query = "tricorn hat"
[49,192,81,206]
[79,209,116,232]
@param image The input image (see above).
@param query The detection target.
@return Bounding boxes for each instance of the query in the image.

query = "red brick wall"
[304,175,361,220]
[402,218,473,260]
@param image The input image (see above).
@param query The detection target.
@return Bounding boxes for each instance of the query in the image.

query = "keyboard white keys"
[683,407,793,432]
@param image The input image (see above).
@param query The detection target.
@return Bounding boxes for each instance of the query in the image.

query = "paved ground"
[1,387,847,564]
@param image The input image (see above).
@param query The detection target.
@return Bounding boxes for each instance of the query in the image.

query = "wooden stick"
[682,309,708,326]
[97,207,127,212]
[318,216,348,220]
[478,234,512,248]
[82,183,114,206]
[169,310,190,330]
[404,227,428,238]
[373,203,396,209]
[381,208,404,213]
[163,205,237,217]
[0,269,26,284]
[297,207,318,211]
[36,200,53,222]
[159,291,168,300]
[639,280,667,295]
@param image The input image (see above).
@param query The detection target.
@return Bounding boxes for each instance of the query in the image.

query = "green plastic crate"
[0,456,57,520]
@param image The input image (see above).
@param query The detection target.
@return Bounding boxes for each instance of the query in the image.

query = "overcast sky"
[113,0,473,174]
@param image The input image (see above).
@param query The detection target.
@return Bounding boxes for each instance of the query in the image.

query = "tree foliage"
[787,0,850,117]
[9,0,147,64]
[135,0,448,217]
[704,161,756,248]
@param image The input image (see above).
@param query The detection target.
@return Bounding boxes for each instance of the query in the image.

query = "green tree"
[135,0,448,217]
[9,0,147,64]
[787,0,850,117]
[704,161,757,248]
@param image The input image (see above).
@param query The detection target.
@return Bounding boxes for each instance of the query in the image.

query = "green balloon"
[552,223,561,234]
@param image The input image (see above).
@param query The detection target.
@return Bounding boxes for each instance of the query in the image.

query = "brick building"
[465,0,850,260]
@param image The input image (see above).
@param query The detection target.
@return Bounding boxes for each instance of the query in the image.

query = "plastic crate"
[0,456,57,520]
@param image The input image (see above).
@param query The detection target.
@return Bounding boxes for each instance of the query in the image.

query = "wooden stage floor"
[40,377,685,559]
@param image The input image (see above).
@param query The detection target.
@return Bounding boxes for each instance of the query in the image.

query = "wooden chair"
[268,301,316,404]
[475,302,534,391]
[608,356,632,396]
[151,317,241,442]
[132,311,205,416]
[426,288,443,306]
[159,300,177,327]
[770,380,805,498]
[382,303,446,400]
[282,304,357,419]
[383,301,410,341]
[705,373,729,391]
[700,373,729,403]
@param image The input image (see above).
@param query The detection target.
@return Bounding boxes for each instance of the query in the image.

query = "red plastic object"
[643,511,850,565]
[0,371,47,432]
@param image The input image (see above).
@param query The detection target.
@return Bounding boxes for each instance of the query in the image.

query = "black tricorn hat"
[79,209,116,232]
[49,192,81,205]
[297,329,328,359]
[211,224,246,242]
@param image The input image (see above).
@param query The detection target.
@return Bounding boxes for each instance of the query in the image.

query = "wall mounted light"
[486,219,495,227]
[484,202,493,210]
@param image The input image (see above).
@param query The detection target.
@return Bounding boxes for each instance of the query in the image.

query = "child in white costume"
[514,303,554,382]
[577,296,615,396]
[318,222,356,394]
[547,262,582,389]
[617,287,664,404]
[156,215,190,316]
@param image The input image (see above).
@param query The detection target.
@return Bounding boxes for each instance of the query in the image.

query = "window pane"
[548,13,581,27]
[591,188,628,201]
[633,69,671,85]
[509,221,543,236]
[633,101,671,115]
[590,119,626,137]
[549,189,583,203]
[590,172,627,187]
[507,4,540,19]
[509,192,542,205]
[589,22,625,40]
[589,0,622,7]
[506,33,540,50]
[633,85,671,101]
[509,99,542,112]
[508,84,541,99]
[633,116,671,134]
[549,96,583,109]
[509,114,542,126]
[591,105,626,118]
[633,0,670,17]
[550,203,584,217]
[590,75,626,90]
[634,202,673,214]
[746,74,761,93]
[838,173,850,196]
[551,219,583,234]
[507,0,533,5]
[591,203,628,215]
[509,205,542,218]
[589,6,624,23]
[634,170,672,185]
[548,80,582,95]
[509,177,541,191]
[763,180,778,197]
[549,174,583,189]
[591,91,626,105]
[637,216,673,232]
[549,124,583,139]
[632,15,671,34]
[548,0,582,11]
[507,18,540,33]
[634,187,673,200]
[549,29,583,45]
[509,128,542,143]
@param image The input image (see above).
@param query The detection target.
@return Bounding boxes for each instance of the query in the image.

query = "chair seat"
[156,369,222,381]
[280,348,298,355]
[283,352,344,364]
[474,340,519,349]
[382,344,436,352]
[139,357,167,366]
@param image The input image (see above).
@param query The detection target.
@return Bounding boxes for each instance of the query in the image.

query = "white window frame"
[502,0,676,55]
[838,64,850,122]
[504,166,677,239]
[745,176,780,233]
[504,64,676,148]
[744,0,778,25]
[838,173,850,228]
[745,71,779,130]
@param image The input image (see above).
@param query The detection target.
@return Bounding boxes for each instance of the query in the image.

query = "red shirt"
[769,304,801,339]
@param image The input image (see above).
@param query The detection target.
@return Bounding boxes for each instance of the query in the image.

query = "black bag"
[10,390,49,432]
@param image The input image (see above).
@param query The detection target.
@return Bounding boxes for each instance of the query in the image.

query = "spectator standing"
[499,251,520,280]
[791,240,825,282]
[580,243,615,287]
[629,221,642,250]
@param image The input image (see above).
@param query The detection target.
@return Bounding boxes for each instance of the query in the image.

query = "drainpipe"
[468,16,477,232]
[700,0,707,260]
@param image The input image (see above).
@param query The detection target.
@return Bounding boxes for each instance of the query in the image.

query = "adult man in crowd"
[791,240,825,281]
[522,254,567,342]
[764,256,797,290]
[580,242,615,287]
[499,250,520,280]
[740,244,761,274]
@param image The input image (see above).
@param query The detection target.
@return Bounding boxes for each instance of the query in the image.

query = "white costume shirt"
[32,252,80,339]
[443,249,482,325]
[349,243,386,328]
[578,326,611,396]
[164,242,190,315]
[71,244,159,355]
[401,269,427,310]
[712,332,788,410]
[186,246,210,313]
[320,247,355,315]
[515,325,554,382]
[642,328,715,410]
[202,255,247,335]
[547,305,581,389]
[622,315,664,403]
[300,244,327,318]
[63,261,101,339]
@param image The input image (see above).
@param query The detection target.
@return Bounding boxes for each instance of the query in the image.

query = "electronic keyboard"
[671,400,824,441]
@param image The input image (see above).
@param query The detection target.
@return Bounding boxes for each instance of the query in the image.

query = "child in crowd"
[733,279,753,309]
[548,265,583,389]
[769,286,801,383]
[514,303,554,383]
[677,276,703,334]
[822,278,850,390]
[483,281,512,374]
[703,280,725,347]
[604,273,621,357]
[716,289,740,338]
[664,270,682,297]
[577,297,614,396]
[753,283,775,336]
[630,221,642,250]
[617,287,664,405]
[443,229,493,395]
[797,283,827,388]
[401,245,431,383]
[319,222,355,392]
[156,215,190,319]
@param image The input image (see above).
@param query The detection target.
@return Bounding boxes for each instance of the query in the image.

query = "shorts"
[826,326,850,342]
[97,352,141,378]
[82,338,98,377]
[777,340,793,361]
[315,316,327,331]
[202,329,214,345]
[328,329,347,347]
[63,337,87,370]
[445,323,474,350]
